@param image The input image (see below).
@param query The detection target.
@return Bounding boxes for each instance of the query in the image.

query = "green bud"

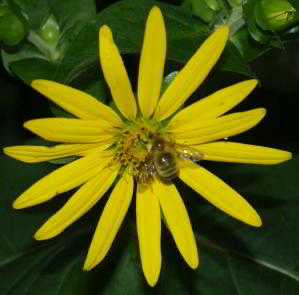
[204,0,222,11]
[256,0,298,31]
[192,0,223,23]
[40,14,60,46]
[227,0,243,7]
[0,11,27,46]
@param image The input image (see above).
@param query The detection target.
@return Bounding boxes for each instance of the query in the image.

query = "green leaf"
[84,80,108,104]
[0,156,54,246]
[179,0,193,15]
[191,0,220,23]
[231,27,269,61]
[10,57,56,84]
[8,0,96,32]
[56,0,255,83]
[220,41,257,77]
[1,43,45,75]
[3,0,96,80]
[0,155,98,294]
[244,0,273,44]
[48,156,78,165]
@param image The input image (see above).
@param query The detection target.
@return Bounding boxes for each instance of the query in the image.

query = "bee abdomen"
[157,165,178,183]
[156,151,178,183]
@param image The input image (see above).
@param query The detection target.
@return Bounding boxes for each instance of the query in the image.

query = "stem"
[227,6,246,35]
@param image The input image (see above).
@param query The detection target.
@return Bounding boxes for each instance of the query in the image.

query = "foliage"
[1,0,298,86]
[0,0,299,294]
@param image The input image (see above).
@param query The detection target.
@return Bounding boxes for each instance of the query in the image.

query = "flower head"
[4,6,291,287]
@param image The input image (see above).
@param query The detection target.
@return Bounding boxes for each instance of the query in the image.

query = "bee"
[137,135,203,189]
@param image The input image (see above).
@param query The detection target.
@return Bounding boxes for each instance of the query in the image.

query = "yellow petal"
[31,80,122,127]
[35,167,119,240]
[196,141,292,164]
[136,184,161,287]
[155,181,198,269]
[172,108,266,145]
[24,118,115,143]
[78,144,112,156]
[13,153,113,209]
[179,162,262,227]
[154,25,230,120]
[3,143,109,163]
[169,79,258,127]
[138,6,166,118]
[99,25,137,120]
[84,173,133,270]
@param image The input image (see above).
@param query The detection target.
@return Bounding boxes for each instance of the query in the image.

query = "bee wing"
[175,143,204,162]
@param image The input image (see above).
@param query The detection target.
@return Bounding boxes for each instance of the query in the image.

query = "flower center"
[111,117,165,179]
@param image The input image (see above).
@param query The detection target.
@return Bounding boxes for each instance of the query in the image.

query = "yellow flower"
[4,6,291,287]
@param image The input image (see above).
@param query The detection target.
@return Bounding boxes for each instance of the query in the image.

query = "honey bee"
[137,135,203,189]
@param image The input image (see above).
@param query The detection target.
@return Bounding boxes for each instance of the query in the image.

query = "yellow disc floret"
[111,117,164,178]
